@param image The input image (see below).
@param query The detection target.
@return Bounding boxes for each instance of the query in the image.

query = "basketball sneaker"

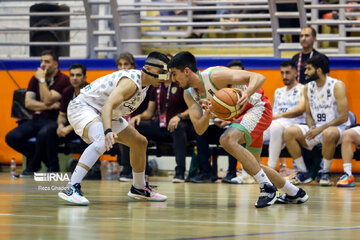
[221,172,237,184]
[58,183,89,205]
[231,172,255,184]
[255,183,277,208]
[172,173,185,183]
[290,171,313,185]
[128,182,168,202]
[275,188,309,204]
[336,174,355,187]
[319,172,332,186]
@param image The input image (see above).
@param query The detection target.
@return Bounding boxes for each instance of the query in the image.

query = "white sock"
[253,169,272,185]
[132,171,146,189]
[70,121,106,185]
[343,163,352,176]
[323,158,332,173]
[294,156,307,172]
[281,180,299,196]
[268,123,285,169]
[70,166,88,185]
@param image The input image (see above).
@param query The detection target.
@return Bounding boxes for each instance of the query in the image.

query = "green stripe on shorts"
[229,123,262,153]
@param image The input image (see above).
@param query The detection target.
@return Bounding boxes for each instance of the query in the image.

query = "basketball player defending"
[168,51,308,208]
[58,52,169,205]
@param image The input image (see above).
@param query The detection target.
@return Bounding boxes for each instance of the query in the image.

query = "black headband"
[145,61,168,71]
[142,67,169,80]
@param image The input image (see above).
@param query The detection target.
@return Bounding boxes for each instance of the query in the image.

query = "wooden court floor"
[0,173,360,240]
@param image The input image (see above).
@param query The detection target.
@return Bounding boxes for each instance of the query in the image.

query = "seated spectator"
[5,50,70,177]
[131,80,194,183]
[284,54,350,186]
[38,64,88,172]
[336,126,360,187]
[263,60,305,173]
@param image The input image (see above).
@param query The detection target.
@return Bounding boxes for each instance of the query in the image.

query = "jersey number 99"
[317,113,326,122]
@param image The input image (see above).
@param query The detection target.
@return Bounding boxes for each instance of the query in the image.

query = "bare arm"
[56,111,74,137]
[102,77,138,131]
[178,108,190,119]
[304,85,315,127]
[57,111,68,126]
[274,87,306,119]
[130,101,156,126]
[39,82,62,105]
[139,101,156,120]
[25,91,59,111]
[184,91,212,135]
[211,67,265,105]
[102,77,138,150]
[34,68,62,105]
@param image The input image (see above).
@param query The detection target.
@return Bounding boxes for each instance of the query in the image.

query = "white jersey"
[273,84,305,124]
[79,69,148,119]
[307,76,350,128]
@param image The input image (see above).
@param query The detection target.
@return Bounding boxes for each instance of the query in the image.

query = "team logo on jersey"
[327,89,331,98]
[171,87,177,94]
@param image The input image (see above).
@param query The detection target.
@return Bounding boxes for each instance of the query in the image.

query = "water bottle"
[100,160,108,180]
[107,161,113,180]
[10,158,16,177]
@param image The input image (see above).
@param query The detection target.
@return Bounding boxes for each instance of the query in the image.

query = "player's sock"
[132,171,146,189]
[253,169,272,185]
[294,156,307,172]
[343,163,352,176]
[281,180,299,196]
[323,158,333,173]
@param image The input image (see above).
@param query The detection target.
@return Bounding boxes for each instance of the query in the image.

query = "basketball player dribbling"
[168,51,309,208]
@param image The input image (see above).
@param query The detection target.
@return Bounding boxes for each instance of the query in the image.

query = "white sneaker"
[231,172,255,184]
[58,183,89,205]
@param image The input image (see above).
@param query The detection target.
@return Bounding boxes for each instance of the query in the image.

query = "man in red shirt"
[5,50,70,176]
[37,64,88,172]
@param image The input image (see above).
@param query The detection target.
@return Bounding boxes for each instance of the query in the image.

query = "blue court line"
[169,226,360,240]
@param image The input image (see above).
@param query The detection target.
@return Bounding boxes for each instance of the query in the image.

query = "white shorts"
[67,95,128,144]
[296,124,347,150]
[263,119,301,142]
[352,126,360,136]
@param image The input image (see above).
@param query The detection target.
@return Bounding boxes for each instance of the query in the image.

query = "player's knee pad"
[92,133,106,155]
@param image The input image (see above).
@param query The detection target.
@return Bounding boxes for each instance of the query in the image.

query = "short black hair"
[306,53,330,74]
[116,52,136,68]
[146,51,170,65]
[302,26,317,38]
[69,63,87,76]
[168,51,198,72]
[280,60,296,70]
[41,50,58,62]
[227,60,244,69]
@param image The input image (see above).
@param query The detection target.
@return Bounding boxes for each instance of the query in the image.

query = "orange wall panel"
[1,69,359,167]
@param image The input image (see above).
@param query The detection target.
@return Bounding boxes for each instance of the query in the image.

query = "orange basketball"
[211,88,242,120]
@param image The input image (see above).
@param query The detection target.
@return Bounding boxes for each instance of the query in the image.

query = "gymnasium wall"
[0,57,359,166]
